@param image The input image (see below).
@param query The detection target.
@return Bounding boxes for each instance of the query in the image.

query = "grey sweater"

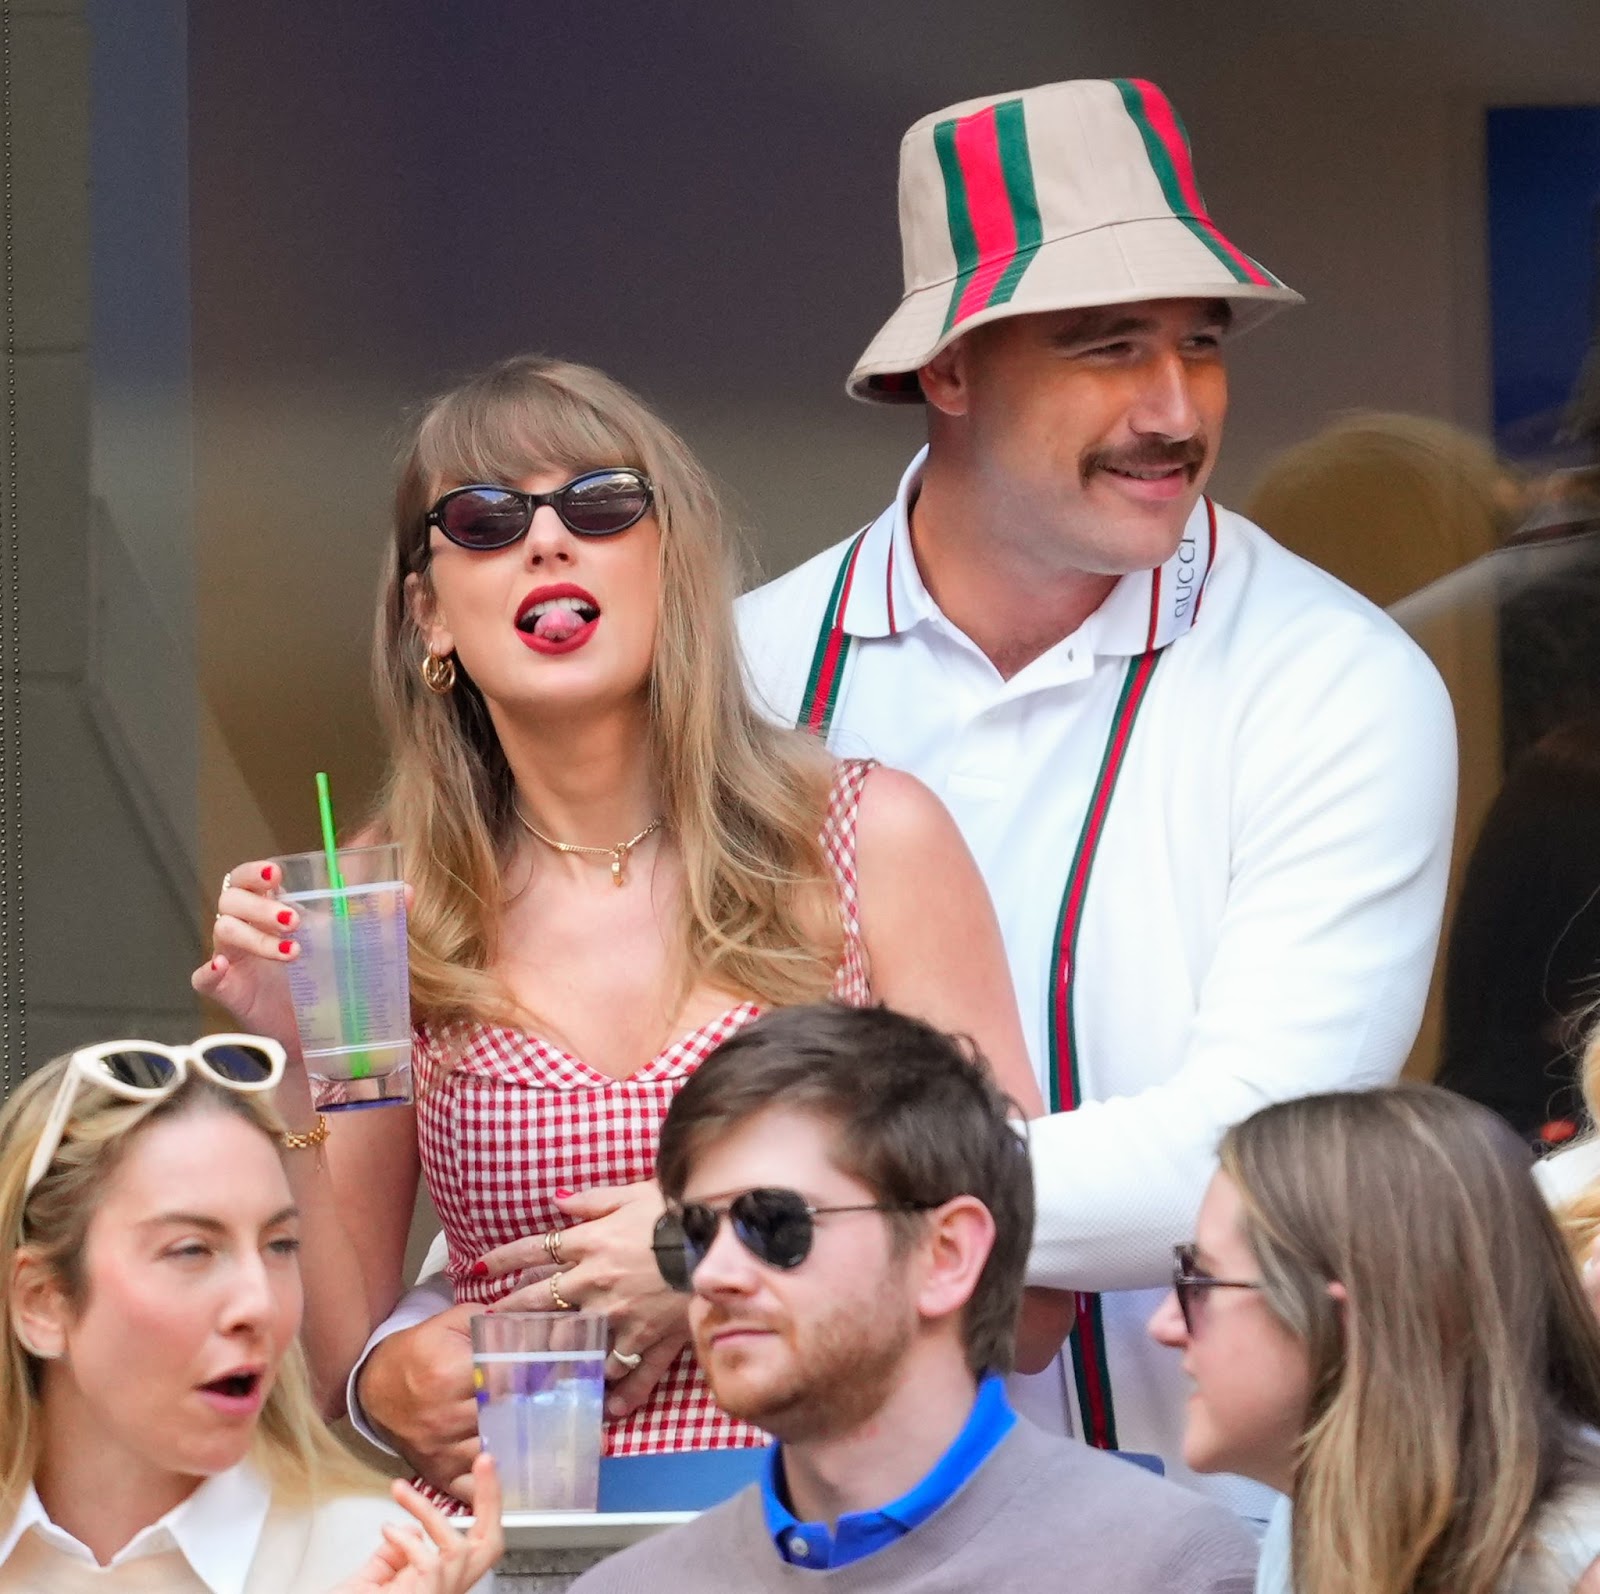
[569,1422,1258,1593]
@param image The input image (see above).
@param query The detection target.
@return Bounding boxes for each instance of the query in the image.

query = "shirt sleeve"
[1027,619,1457,1291]
[344,1270,455,1454]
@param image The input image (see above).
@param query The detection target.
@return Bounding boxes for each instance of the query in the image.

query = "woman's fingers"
[603,1327,690,1419]
[474,1233,567,1280]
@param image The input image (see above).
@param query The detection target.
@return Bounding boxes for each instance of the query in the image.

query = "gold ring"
[608,1347,643,1372]
[543,1229,564,1265]
[548,1272,574,1312]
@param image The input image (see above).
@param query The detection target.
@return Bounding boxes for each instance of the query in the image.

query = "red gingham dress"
[413,758,874,1457]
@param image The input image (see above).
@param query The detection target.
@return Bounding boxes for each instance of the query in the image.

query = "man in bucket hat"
[738,78,1457,1516]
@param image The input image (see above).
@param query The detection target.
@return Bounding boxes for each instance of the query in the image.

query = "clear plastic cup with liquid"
[275,842,412,1110]
[472,1311,607,1513]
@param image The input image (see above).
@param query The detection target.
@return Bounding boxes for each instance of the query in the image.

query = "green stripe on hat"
[988,98,1042,307]
[933,118,980,332]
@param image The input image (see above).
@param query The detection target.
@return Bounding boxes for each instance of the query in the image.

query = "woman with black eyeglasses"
[193,355,1044,1503]
[1148,1084,1600,1594]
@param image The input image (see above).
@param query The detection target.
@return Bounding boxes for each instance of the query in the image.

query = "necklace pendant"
[611,847,626,887]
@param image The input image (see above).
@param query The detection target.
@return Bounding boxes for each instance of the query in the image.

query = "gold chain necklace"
[513,802,665,887]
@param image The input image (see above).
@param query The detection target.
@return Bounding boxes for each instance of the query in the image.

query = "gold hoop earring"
[420,652,457,695]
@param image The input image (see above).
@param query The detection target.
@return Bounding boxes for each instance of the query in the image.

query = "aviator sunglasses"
[425,467,655,551]
[1171,1241,1263,1334]
[24,1035,285,1196]
[652,1186,939,1292]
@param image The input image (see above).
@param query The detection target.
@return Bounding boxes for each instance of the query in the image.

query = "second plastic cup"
[472,1311,607,1513]
[276,842,411,1111]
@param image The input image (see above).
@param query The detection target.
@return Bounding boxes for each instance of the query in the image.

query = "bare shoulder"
[853,764,962,863]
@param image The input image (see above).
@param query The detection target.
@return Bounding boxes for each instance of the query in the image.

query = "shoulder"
[252,1489,415,1586]
[569,1491,760,1593]
[736,532,875,724]
[997,1428,1259,1578]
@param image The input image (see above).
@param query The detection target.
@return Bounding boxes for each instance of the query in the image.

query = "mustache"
[1081,437,1209,480]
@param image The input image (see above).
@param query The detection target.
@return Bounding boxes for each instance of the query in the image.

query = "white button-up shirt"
[738,448,1457,1514]
[0,1461,271,1594]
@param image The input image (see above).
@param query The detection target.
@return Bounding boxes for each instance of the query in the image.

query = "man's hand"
[357,1302,480,1501]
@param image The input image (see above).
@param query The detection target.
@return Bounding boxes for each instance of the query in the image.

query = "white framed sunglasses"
[23,1034,286,1197]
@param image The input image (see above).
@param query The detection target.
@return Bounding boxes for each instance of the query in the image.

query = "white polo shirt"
[737,448,1456,1513]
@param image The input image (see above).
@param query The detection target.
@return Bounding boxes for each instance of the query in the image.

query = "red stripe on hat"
[1125,79,1271,288]
[951,108,1021,324]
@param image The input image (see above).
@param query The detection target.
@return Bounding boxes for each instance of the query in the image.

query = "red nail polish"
[470,1260,489,1278]
[260,866,274,881]
[277,910,293,927]
[555,1188,573,1200]
[211,957,223,972]
[278,940,293,955]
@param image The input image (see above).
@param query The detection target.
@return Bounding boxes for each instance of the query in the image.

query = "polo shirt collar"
[0,1459,273,1594]
[759,1373,1017,1569]
[838,448,1218,658]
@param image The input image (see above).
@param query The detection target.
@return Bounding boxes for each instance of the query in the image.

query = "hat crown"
[897,79,1211,299]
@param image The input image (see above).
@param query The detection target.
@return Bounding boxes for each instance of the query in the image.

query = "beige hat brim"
[847,215,1304,404]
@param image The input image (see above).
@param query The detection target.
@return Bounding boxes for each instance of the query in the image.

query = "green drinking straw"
[315,771,372,1081]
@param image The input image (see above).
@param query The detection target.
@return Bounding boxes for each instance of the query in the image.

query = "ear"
[917,334,978,419]
[404,571,454,661]
[912,1194,995,1325]
[10,1247,70,1361]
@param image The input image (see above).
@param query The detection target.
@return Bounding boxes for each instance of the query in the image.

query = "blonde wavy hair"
[0,1053,379,1528]
[373,355,840,1032]
[1221,1085,1600,1594]
[1560,1025,1600,1263]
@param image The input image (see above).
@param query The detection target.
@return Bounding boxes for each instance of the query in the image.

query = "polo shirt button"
[789,1537,810,1559]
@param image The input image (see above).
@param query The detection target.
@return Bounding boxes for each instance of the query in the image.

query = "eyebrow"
[1052,301,1234,345]
[139,1205,300,1233]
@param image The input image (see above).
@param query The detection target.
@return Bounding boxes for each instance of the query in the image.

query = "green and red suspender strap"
[795,500,1218,1452]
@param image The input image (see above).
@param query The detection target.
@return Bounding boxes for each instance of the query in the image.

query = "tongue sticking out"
[534,609,587,643]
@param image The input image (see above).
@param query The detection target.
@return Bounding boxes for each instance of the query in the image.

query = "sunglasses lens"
[437,489,530,550]
[559,471,651,535]
[651,1211,694,1292]
[199,1042,277,1083]
[97,1048,179,1090]
[735,1189,815,1270]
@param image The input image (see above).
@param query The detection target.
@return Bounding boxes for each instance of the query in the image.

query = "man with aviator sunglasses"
[570,1004,1256,1594]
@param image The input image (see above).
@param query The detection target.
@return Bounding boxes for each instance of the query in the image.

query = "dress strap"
[820,758,875,1004]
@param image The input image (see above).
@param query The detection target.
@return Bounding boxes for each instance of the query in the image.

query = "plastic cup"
[275,842,412,1111]
[471,1312,607,1513]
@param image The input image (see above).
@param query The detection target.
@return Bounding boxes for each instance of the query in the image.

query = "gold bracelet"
[280,1115,330,1151]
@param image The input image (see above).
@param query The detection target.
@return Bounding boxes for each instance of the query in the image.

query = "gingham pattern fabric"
[414,758,874,1468]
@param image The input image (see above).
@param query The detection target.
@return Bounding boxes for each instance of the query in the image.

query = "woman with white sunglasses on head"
[1148,1084,1600,1594]
[0,1035,501,1592]
[192,355,1053,1503]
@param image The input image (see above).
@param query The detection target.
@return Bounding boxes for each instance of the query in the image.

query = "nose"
[218,1251,279,1337]
[521,503,574,567]
[1128,349,1200,440]
[1147,1288,1189,1349]
[688,1217,762,1302]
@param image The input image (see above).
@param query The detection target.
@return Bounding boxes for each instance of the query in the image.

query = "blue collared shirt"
[759,1374,1017,1571]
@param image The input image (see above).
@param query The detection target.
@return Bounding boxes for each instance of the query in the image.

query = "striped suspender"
[795,519,1192,1450]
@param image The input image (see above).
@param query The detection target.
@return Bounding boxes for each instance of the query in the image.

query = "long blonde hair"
[0,1053,378,1527]
[1560,1025,1600,1263]
[374,355,840,1032]
[1221,1085,1600,1594]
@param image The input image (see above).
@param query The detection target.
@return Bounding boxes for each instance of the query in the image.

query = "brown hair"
[373,354,841,1032]
[1221,1085,1600,1594]
[0,1053,378,1525]
[656,1003,1033,1376]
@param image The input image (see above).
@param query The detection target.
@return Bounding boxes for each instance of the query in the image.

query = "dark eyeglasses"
[425,468,654,551]
[652,1187,938,1292]
[1172,1241,1263,1334]
[24,1035,285,1196]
